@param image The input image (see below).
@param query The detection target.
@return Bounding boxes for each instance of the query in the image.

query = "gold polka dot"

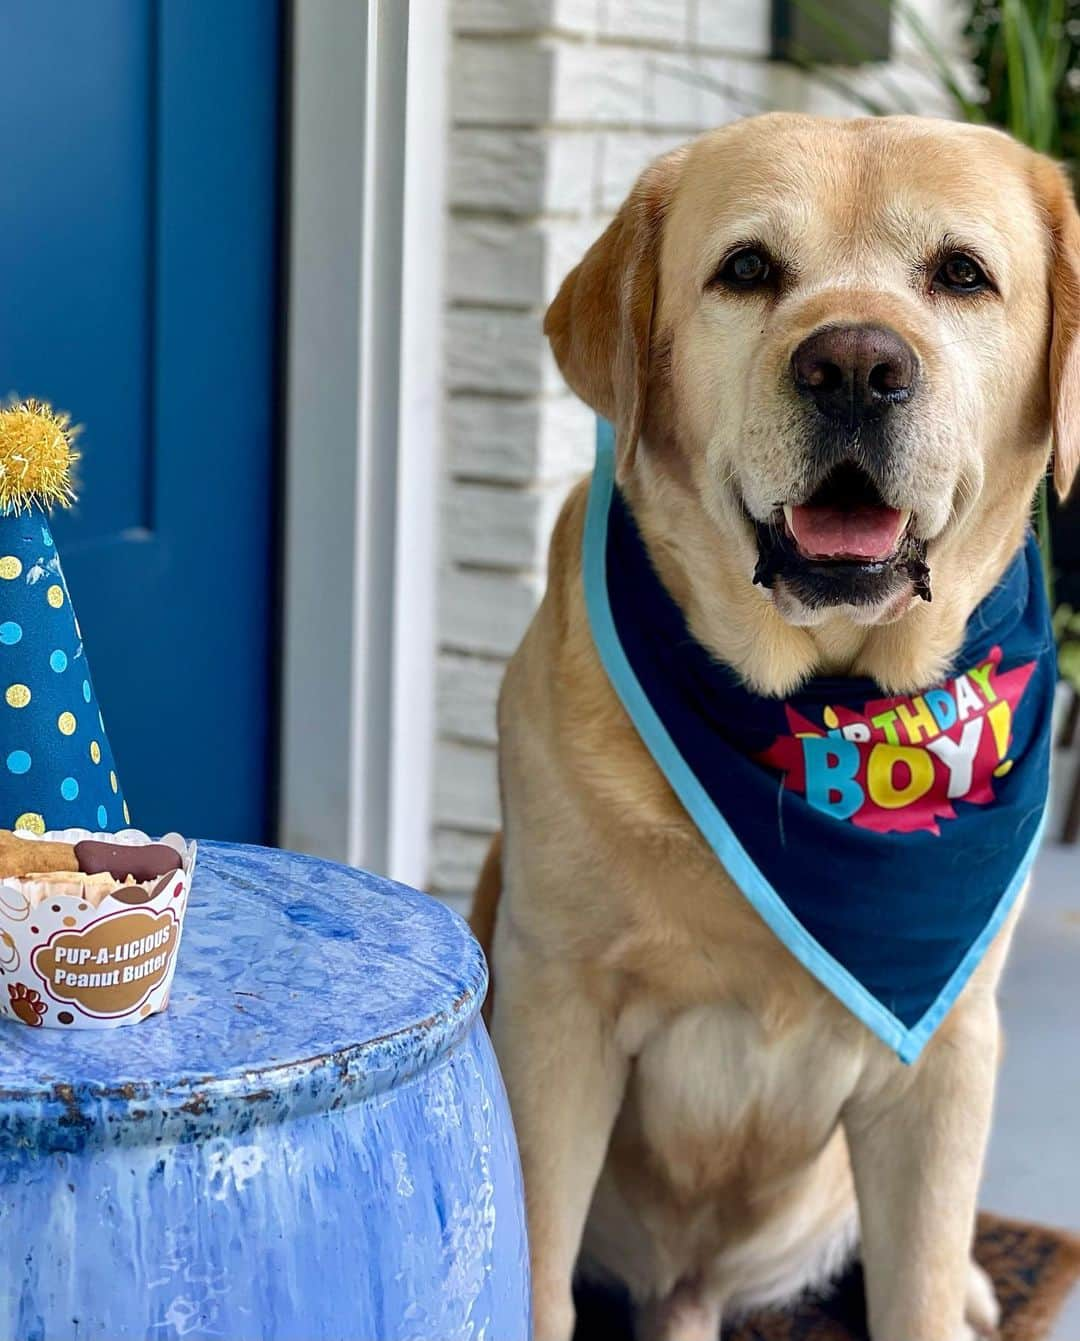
[62,916,76,928]
[14,812,44,834]
[110,770,118,793]
[140,1002,153,1017]
[89,740,101,764]
[1,932,13,948]
[823,705,839,729]
[0,556,21,580]
[46,584,64,608]
[5,684,30,709]
[57,711,76,736]
[123,801,130,825]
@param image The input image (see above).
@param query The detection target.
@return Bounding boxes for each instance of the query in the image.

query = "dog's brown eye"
[934,253,989,293]
[717,248,772,290]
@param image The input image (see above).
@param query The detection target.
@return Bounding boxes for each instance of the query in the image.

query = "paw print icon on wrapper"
[8,981,46,1026]
[0,402,128,835]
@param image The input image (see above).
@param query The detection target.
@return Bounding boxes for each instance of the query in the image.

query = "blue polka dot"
[50,649,68,673]
[82,679,92,703]
[61,777,79,801]
[96,805,108,829]
[6,751,31,775]
[41,526,53,547]
[0,622,22,646]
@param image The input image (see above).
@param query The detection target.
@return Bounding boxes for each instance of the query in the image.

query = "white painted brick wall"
[440,567,545,657]
[693,0,771,54]
[439,652,503,746]
[445,308,559,395]
[436,739,502,829]
[455,0,600,34]
[447,395,593,485]
[435,0,963,900]
[444,481,567,570]
[452,41,555,125]
[450,129,597,213]
[596,129,687,209]
[600,0,689,43]
[431,827,494,916]
[448,218,600,308]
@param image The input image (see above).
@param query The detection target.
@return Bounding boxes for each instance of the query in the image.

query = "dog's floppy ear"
[1035,157,1080,499]
[544,149,685,480]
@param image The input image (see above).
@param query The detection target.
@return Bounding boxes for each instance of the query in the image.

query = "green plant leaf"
[1001,0,1032,138]
[1013,0,1056,148]
[1059,639,1080,691]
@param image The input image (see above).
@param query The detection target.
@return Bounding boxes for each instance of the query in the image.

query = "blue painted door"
[0,1,281,842]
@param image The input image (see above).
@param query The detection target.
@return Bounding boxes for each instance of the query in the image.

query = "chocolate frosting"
[75,840,182,883]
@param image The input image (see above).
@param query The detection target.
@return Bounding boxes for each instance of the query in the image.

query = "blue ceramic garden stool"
[0,843,530,1341]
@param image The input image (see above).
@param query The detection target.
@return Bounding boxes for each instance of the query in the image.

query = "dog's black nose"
[791,324,917,423]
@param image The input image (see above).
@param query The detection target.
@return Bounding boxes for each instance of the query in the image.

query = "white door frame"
[279,0,446,887]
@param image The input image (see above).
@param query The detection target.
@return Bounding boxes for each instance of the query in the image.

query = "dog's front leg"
[492,936,628,1341]
[843,1000,1000,1341]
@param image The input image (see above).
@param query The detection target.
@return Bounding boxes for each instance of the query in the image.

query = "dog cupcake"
[0,828,196,1029]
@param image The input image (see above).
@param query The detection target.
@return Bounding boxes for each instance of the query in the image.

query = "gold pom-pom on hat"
[0,400,78,516]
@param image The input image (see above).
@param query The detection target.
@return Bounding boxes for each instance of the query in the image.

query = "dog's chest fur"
[581,994,862,1308]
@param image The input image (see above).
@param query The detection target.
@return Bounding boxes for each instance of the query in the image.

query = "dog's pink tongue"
[788,504,904,561]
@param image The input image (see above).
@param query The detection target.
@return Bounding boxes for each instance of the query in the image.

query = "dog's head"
[546,114,1080,633]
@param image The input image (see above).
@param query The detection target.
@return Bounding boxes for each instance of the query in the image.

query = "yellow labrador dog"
[471,114,1079,1341]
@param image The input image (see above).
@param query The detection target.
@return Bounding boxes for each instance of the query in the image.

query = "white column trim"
[386,1,448,887]
[280,0,446,888]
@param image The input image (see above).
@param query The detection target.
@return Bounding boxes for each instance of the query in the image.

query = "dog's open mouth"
[753,463,931,609]
[783,463,910,563]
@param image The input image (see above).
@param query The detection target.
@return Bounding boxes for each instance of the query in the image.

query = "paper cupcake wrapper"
[0,828,196,1030]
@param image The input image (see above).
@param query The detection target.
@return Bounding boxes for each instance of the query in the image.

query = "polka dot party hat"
[0,401,128,836]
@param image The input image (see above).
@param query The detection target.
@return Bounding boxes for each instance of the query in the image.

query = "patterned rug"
[573,1214,1080,1341]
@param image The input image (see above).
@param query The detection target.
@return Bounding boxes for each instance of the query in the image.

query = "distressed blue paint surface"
[0,843,530,1340]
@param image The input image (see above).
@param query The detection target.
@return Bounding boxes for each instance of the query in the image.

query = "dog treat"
[73,840,183,883]
[0,831,78,879]
[0,830,182,889]
[1,828,182,910]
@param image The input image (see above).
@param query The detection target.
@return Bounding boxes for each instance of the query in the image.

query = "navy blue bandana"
[584,421,1055,1062]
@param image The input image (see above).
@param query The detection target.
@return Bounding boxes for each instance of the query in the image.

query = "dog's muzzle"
[752,461,931,610]
[751,323,929,610]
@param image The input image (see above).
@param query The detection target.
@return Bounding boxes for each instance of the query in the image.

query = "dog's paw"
[964,1259,1000,1339]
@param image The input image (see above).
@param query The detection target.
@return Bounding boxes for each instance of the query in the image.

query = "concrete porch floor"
[983,838,1080,1338]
